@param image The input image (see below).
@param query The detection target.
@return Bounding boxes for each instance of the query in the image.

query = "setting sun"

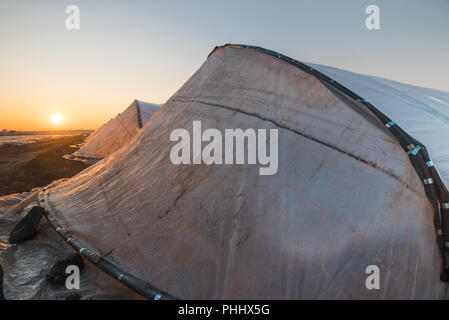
[51,114,63,125]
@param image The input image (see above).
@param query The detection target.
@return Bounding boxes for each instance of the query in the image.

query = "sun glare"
[51,114,63,125]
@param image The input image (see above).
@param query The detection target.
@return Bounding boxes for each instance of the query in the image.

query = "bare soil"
[0,135,89,196]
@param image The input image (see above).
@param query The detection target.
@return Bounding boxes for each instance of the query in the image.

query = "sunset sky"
[1,0,448,131]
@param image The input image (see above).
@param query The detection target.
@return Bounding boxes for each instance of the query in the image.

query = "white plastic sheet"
[72,100,160,160]
[309,63,449,186]
[39,46,447,299]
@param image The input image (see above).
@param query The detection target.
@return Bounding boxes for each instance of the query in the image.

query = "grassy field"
[0,135,89,196]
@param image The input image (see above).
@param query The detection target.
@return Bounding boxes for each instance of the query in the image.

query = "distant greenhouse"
[68,100,160,161]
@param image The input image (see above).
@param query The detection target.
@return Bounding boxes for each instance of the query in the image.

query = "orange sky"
[0,69,173,131]
[1,1,448,131]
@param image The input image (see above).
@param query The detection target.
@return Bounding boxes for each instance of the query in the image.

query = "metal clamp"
[408,146,422,156]
[441,203,449,209]
[385,121,396,128]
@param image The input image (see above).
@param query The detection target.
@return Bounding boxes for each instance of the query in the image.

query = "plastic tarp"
[308,63,449,187]
[37,46,449,299]
[72,100,160,160]
[0,187,142,300]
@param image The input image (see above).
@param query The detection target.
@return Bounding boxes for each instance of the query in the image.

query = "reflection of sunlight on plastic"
[51,114,63,125]
[0,134,75,147]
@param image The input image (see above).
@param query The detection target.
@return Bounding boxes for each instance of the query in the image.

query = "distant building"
[1,129,7,135]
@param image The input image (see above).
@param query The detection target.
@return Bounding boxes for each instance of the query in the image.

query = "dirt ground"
[0,135,90,196]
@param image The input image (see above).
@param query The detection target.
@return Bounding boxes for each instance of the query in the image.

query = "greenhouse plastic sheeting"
[72,100,160,160]
[37,46,449,299]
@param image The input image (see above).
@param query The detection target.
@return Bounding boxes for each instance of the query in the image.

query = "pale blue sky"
[0,0,448,130]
